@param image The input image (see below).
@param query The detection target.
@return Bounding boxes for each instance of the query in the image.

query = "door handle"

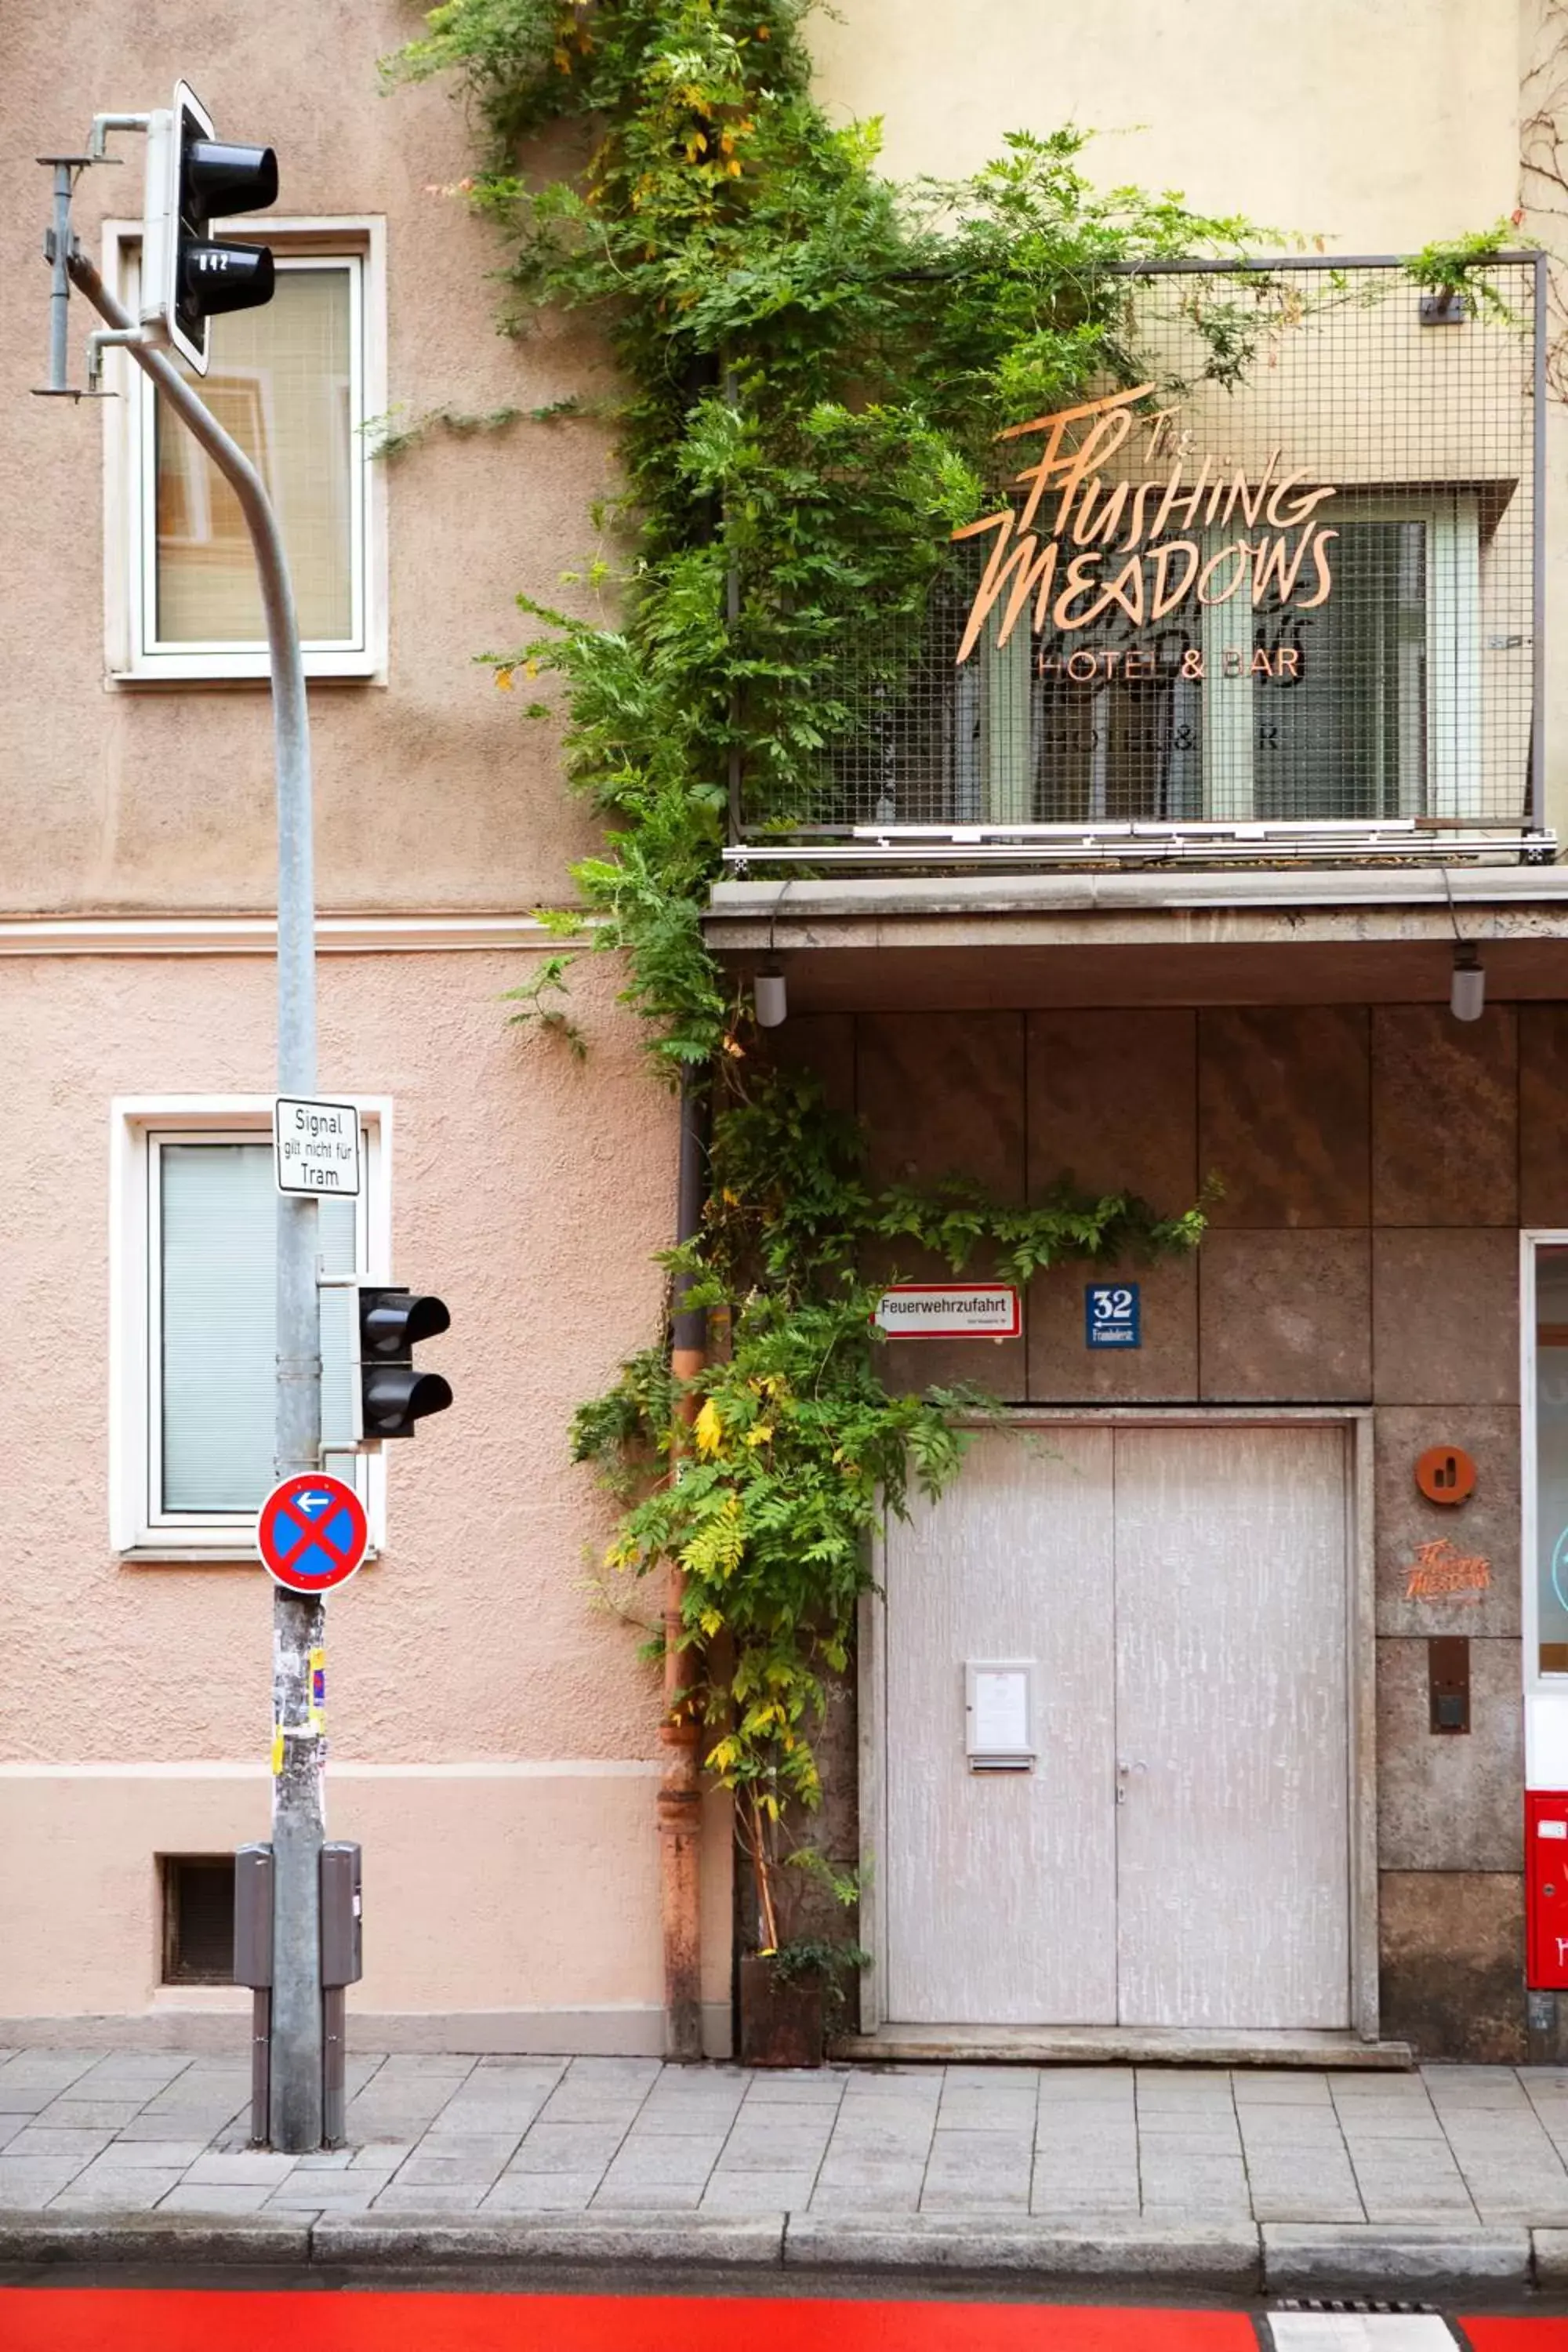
[1116,1758,1146,1805]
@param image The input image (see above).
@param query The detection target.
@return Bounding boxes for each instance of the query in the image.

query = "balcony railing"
[725,255,1550,873]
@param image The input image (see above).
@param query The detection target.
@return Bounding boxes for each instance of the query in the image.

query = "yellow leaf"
[494,668,515,693]
[524,658,539,678]
[727,159,742,177]
[745,1425,772,1447]
[693,1397,723,1456]
[699,1607,723,1637]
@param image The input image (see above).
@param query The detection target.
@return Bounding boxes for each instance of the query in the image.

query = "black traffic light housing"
[148,82,278,374]
[354,1286,453,1443]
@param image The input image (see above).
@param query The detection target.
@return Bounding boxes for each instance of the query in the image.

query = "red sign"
[256,1472,368,1595]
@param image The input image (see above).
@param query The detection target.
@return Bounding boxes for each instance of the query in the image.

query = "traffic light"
[143,81,278,375]
[354,1287,453,1443]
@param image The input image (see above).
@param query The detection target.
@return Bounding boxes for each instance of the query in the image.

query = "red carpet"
[0,2288,1258,2352]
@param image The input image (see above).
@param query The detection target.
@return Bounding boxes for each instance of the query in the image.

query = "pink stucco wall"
[0,946,732,2027]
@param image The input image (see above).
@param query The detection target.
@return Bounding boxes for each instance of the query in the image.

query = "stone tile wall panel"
[1372,1229,1520,1405]
[1378,1871,1526,2061]
[1376,1635,1525,1870]
[1374,1405,1520,1637]
[1372,1005,1519,1228]
[1198,1007,1370,1229]
[1198,1230,1371,1399]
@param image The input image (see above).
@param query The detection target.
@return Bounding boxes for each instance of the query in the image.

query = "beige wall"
[812,1,1518,243]
[0,0,615,917]
[0,944,733,2028]
[2,0,1558,921]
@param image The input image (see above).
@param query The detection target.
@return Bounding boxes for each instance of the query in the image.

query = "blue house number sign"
[1086,1282,1141,1348]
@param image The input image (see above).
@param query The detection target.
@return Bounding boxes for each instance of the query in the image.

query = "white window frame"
[110,1096,391,1559]
[1203,492,1482,822]
[1524,1232,1568,1693]
[100,219,387,684]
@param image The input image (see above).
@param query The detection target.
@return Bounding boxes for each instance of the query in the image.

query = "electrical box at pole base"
[1527,1793,1568,1988]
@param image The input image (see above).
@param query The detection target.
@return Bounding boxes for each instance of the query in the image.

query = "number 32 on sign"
[1086,1283,1141,1348]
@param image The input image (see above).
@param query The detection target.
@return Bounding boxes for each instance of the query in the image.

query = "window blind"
[159,1142,356,1514]
[154,265,354,644]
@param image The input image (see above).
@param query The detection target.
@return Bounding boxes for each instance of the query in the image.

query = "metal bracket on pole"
[86,111,151,161]
[85,325,152,394]
[33,164,95,399]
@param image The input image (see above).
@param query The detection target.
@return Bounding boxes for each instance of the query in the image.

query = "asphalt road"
[3,2278,1568,2352]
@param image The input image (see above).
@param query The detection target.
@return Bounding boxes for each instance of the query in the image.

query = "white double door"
[880,1423,1351,2031]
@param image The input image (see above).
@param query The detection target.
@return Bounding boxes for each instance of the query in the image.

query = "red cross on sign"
[256,1472,369,1595]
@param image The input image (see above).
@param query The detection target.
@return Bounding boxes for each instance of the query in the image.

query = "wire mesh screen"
[734,258,1541,862]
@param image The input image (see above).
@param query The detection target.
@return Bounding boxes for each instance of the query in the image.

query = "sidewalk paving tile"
[69,2138,212,2170]
[31,2100,153,2131]
[0,2161,89,2209]
[505,2124,630,2173]
[480,2172,602,2212]
[590,2182,708,2211]
[596,2137,727,2188]
[263,2177,392,2213]
[369,2184,493,2213]
[182,2151,299,2186]
[2,2128,116,2163]
[702,2169,817,2212]
[51,2172,188,2212]
[158,2183,280,2216]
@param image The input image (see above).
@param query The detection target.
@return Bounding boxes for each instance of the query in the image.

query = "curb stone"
[1261,2224,1533,2289]
[0,2212,313,2265]
[782,2216,1261,2287]
[1530,2230,1568,2284]
[309,2214,788,2267]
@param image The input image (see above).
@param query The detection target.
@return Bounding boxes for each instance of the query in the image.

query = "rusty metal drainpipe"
[661,1065,710,2061]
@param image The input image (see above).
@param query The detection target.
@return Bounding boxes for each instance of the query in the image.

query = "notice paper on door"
[966,1661,1035,1765]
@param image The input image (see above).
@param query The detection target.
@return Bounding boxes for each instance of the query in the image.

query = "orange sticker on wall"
[1415,1444,1477,1504]
[1405,1537,1490,1602]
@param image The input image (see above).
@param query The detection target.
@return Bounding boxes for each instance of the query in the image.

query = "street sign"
[874,1284,1021,1338]
[273,1096,361,1197]
[256,1472,368,1594]
[1086,1282,1142,1348]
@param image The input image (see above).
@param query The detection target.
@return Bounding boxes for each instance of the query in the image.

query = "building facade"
[3,0,1566,2063]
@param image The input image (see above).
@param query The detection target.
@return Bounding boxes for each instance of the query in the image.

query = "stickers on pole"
[873,1284,1020,1338]
[256,1472,368,1594]
[273,1096,361,1196]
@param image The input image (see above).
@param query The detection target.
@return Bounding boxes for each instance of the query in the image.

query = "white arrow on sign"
[294,1490,336,1516]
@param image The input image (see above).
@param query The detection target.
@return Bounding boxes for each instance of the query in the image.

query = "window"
[103,223,386,681]
[111,1100,389,1556]
[161,1856,235,1984]
[960,492,1482,827]
[1529,1238,1568,1680]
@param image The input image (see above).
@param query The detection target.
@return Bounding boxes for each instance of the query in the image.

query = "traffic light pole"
[64,249,327,2151]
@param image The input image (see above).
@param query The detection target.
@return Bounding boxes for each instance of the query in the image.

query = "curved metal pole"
[67,250,325,2151]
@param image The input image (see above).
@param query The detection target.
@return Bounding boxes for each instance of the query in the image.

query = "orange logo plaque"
[1415,1444,1477,1505]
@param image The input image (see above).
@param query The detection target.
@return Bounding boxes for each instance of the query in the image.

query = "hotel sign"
[953,382,1338,678]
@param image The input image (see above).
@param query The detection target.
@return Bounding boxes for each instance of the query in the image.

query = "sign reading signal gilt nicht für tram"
[273,1096,361,1197]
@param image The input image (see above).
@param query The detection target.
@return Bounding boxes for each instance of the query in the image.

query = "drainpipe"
[660,1065,710,2060]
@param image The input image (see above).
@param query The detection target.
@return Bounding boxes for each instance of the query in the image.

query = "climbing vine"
[386,0,1243,1941]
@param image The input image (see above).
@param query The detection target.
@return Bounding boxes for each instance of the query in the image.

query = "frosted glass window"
[158,1142,357,1515]
[152,264,356,646]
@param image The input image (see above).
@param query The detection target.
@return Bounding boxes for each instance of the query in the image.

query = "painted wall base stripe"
[0,2005,734,2060]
